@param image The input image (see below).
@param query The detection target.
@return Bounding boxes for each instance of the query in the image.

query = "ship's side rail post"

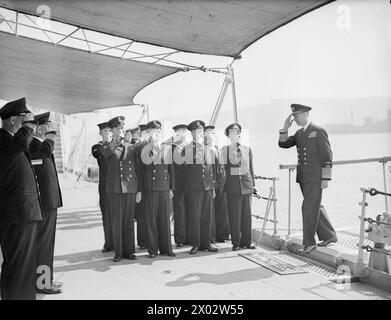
[357,187,369,276]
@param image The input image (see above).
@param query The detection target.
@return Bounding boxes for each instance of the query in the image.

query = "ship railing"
[279,156,391,237]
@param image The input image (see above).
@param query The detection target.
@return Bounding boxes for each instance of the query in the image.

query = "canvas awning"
[1,0,334,57]
[0,32,178,114]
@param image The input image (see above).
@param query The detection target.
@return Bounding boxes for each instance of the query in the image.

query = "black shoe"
[176,243,183,248]
[318,236,338,247]
[189,246,198,254]
[167,252,176,257]
[200,244,218,252]
[232,246,240,251]
[123,254,137,260]
[37,286,62,295]
[113,255,121,262]
[102,247,113,253]
[216,239,225,243]
[298,245,317,254]
[148,253,157,258]
[210,240,216,244]
[245,245,256,249]
[139,245,147,250]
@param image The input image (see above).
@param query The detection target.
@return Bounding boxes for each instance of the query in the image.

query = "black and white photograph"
[0,0,390,308]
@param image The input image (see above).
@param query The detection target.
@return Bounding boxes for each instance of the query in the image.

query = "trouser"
[173,190,187,245]
[299,183,337,246]
[187,190,213,248]
[144,191,173,255]
[0,221,38,300]
[37,209,57,285]
[107,193,136,257]
[136,200,147,247]
[227,193,252,247]
[99,193,113,250]
[214,186,230,241]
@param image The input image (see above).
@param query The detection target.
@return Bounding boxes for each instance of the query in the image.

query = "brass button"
[152,177,156,180]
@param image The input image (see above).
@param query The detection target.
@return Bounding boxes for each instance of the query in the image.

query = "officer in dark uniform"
[102,116,142,262]
[222,123,256,251]
[204,125,230,243]
[130,126,141,145]
[183,120,218,254]
[91,122,113,253]
[279,104,337,253]
[138,120,176,258]
[29,112,63,295]
[135,124,148,250]
[172,124,189,247]
[0,97,43,300]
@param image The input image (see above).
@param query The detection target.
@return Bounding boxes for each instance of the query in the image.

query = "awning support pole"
[229,66,239,123]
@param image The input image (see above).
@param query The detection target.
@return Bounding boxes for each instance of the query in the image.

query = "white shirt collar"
[302,120,311,132]
[6,129,14,136]
[34,136,44,142]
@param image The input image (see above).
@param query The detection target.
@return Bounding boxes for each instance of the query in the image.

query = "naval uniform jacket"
[183,141,216,191]
[29,137,63,213]
[102,138,141,194]
[221,144,255,195]
[172,142,186,192]
[137,141,175,192]
[92,141,108,194]
[0,127,43,225]
[278,122,333,184]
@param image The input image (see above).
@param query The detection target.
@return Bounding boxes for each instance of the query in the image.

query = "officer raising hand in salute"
[279,104,337,253]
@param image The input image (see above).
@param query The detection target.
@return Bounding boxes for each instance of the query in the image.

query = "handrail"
[279,156,391,170]
[279,156,391,237]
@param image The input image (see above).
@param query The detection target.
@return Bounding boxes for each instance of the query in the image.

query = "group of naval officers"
[0,96,338,300]
[92,117,257,262]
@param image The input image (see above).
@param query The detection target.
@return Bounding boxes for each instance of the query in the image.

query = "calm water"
[249,132,391,234]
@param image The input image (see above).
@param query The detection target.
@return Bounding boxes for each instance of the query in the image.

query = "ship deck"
[40,174,391,300]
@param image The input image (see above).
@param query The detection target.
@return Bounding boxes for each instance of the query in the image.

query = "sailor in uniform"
[222,123,256,251]
[130,126,141,145]
[102,116,142,262]
[29,112,63,294]
[135,124,148,250]
[91,122,113,253]
[138,120,175,258]
[278,104,338,253]
[183,120,218,254]
[171,124,189,247]
[0,97,43,300]
[204,125,230,243]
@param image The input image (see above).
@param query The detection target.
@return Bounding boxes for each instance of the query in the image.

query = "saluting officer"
[222,123,256,251]
[279,104,337,253]
[91,122,113,253]
[172,124,189,248]
[130,126,141,145]
[138,120,176,258]
[0,97,43,300]
[29,112,63,295]
[204,125,230,243]
[135,124,148,250]
[183,120,218,254]
[102,116,142,262]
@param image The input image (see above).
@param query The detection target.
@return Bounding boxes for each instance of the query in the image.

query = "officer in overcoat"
[138,120,176,258]
[183,120,218,254]
[29,112,63,294]
[222,123,256,251]
[91,122,113,253]
[278,104,337,253]
[102,116,142,262]
[0,97,43,300]
[172,124,189,247]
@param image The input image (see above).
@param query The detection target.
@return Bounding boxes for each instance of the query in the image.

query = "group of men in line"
[92,117,257,262]
[92,102,338,263]
[0,96,338,300]
[0,97,63,300]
